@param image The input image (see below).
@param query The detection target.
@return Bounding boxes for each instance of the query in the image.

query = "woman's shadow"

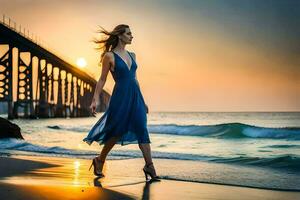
[92,177,134,200]
[93,177,158,200]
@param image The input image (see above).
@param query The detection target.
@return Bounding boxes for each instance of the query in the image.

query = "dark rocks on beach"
[0,117,24,139]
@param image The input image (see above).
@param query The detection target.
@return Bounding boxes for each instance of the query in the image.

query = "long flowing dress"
[83,50,150,146]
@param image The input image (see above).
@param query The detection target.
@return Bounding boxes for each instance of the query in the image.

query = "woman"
[83,24,160,181]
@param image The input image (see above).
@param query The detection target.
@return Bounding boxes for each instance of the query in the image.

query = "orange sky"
[1,0,299,111]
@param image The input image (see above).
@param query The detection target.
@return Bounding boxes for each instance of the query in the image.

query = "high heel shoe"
[143,162,161,182]
[89,157,105,177]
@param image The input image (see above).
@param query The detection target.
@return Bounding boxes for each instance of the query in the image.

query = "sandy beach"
[0,155,299,200]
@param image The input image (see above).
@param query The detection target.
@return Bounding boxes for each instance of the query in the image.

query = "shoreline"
[0,153,299,191]
[0,155,299,200]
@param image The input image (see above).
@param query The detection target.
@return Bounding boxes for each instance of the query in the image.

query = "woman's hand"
[145,103,149,114]
[90,100,97,116]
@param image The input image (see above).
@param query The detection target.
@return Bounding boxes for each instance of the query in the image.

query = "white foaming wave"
[148,123,300,139]
[0,138,214,161]
[1,139,299,173]
[148,124,226,136]
[242,127,300,139]
[46,125,91,133]
[0,138,95,156]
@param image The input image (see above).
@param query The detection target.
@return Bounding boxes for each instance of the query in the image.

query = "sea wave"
[0,138,96,156]
[209,154,300,171]
[147,123,300,140]
[1,138,299,172]
[261,144,300,149]
[46,122,300,140]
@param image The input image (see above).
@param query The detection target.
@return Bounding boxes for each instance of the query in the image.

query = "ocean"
[1,112,300,191]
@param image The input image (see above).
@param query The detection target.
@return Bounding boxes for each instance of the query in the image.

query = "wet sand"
[0,155,299,200]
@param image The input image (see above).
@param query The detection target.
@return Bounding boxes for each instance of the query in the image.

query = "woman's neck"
[113,42,126,52]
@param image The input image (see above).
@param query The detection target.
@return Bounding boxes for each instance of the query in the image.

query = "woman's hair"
[94,24,129,66]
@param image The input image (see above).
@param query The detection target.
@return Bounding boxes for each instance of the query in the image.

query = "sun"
[76,57,87,68]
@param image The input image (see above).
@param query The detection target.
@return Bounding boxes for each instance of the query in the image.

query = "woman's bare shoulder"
[103,51,114,58]
[101,52,114,64]
[102,52,115,72]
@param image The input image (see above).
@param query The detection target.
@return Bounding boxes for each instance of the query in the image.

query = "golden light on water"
[76,57,87,68]
[73,160,81,185]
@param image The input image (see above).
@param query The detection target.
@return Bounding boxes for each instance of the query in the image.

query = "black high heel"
[89,157,105,177]
[143,162,160,182]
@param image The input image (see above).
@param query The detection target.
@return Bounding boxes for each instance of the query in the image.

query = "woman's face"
[119,27,133,44]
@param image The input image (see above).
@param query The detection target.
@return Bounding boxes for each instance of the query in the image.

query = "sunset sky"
[1,0,299,112]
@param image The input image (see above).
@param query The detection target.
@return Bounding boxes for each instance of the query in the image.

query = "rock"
[0,117,24,139]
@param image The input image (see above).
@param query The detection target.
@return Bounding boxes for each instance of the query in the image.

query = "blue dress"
[83,50,150,146]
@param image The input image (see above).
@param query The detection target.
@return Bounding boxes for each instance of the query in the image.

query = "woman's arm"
[90,52,112,114]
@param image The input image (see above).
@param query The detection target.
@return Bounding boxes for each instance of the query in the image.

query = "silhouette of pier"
[0,15,110,119]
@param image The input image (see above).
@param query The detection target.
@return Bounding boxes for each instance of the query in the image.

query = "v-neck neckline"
[113,50,133,71]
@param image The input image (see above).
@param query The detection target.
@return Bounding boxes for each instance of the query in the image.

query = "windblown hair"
[94,24,129,66]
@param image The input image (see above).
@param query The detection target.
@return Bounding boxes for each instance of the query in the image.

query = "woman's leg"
[96,136,120,171]
[139,143,158,176]
[138,143,153,164]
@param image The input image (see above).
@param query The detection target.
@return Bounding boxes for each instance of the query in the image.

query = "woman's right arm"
[90,53,112,114]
